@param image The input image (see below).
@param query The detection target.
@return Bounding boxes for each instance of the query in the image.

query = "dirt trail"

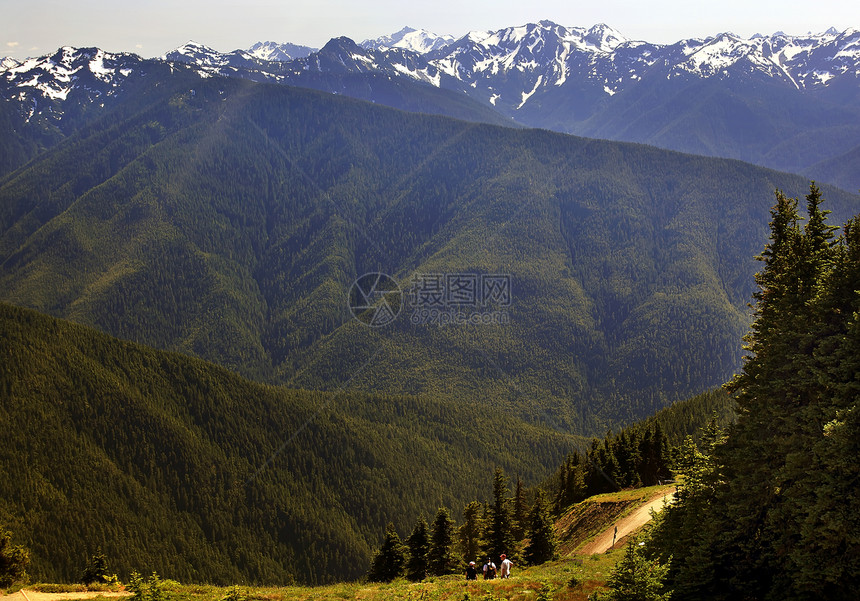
[579,486,676,554]
[1,591,131,601]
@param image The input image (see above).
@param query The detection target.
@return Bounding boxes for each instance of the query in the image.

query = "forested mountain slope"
[1,72,858,431]
[0,302,577,584]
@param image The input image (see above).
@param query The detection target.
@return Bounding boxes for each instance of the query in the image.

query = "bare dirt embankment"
[579,487,675,554]
[554,484,676,557]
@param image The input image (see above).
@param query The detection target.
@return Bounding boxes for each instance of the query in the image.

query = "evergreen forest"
[1,73,859,434]
[648,185,860,600]
[0,302,578,584]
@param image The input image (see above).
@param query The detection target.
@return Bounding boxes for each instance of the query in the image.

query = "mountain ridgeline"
[1,72,859,432]
[4,23,860,192]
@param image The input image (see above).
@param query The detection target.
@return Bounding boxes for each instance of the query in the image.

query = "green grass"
[8,479,673,600]
[136,554,624,601]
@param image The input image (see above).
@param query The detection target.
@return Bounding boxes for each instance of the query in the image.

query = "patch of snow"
[0,57,20,71]
[517,74,543,109]
[811,69,835,83]
[554,55,568,86]
[89,50,118,82]
[9,58,40,74]
[435,58,461,79]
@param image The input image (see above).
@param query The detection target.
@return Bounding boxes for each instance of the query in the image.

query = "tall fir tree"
[638,424,671,486]
[651,185,860,600]
[786,214,860,597]
[512,476,528,541]
[603,537,671,601]
[523,489,556,565]
[719,188,812,599]
[427,507,458,576]
[366,523,405,583]
[648,422,730,599]
[456,501,484,563]
[484,468,517,564]
[80,548,110,584]
[0,528,29,587]
[404,517,429,582]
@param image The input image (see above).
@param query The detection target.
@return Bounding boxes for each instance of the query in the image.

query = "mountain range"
[3,21,859,190]
[2,19,860,586]
[2,65,859,431]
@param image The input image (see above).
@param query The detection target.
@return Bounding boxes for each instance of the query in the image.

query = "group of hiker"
[465,554,513,580]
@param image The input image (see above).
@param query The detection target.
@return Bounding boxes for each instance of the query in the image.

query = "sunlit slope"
[1,75,858,428]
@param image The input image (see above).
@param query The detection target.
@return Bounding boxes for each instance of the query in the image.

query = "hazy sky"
[3,0,859,60]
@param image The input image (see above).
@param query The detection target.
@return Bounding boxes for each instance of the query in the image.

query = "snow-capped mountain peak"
[1,57,21,70]
[361,27,455,54]
[163,41,226,65]
[2,46,140,103]
[4,22,860,138]
[247,41,316,62]
[583,23,628,51]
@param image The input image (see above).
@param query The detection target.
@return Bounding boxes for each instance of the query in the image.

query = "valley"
[1,15,859,600]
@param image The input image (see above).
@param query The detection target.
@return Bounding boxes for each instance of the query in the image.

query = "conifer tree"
[554,457,569,515]
[367,523,405,582]
[404,517,429,582]
[587,438,621,496]
[652,186,860,600]
[555,452,588,513]
[719,188,812,598]
[512,476,528,540]
[0,529,29,587]
[81,548,111,584]
[523,489,556,565]
[786,215,860,597]
[601,538,671,601]
[427,507,458,576]
[456,501,484,563]
[649,423,728,599]
[484,468,517,564]
[639,425,671,486]
[613,429,642,487]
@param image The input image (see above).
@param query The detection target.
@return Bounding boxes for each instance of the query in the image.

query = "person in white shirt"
[499,553,513,578]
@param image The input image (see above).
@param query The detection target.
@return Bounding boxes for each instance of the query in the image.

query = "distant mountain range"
[2,21,859,191]
[1,20,860,412]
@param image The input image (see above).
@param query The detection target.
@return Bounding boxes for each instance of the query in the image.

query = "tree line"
[648,183,860,600]
[366,417,677,583]
[365,468,558,582]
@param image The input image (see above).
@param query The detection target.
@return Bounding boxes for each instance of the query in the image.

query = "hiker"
[499,553,513,578]
[483,558,496,579]
[465,561,477,580]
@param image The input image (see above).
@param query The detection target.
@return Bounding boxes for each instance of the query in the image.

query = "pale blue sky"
[3,0,859,60]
